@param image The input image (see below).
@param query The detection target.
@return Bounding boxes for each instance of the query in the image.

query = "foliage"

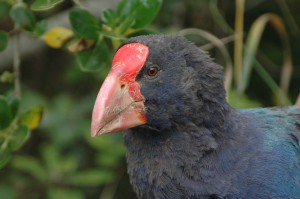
[179,0,298,108]
[0,0,162,198]
[0,0,299,198]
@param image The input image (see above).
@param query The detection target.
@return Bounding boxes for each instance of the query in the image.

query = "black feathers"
[121,35,300,199]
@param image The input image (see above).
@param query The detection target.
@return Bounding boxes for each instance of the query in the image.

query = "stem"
[234,0,245,90]
[13,33,21,99]
[0,119,17,150]
[296,93,300,107]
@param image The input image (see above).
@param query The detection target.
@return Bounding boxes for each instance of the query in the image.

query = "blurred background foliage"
[0,0,299,198]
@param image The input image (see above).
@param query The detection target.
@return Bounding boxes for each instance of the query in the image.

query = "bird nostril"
[121,84,126,89]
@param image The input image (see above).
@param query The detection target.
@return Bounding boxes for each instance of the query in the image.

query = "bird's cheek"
[128,81,144,102]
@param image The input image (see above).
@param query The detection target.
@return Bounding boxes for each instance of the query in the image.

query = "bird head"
[91,35,228,137]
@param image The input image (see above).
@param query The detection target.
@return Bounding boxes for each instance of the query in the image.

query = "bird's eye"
[147,66,159,77]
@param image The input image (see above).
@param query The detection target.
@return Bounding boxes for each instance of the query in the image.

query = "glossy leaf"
[116,0,162,29]
[75,42,109,71]
[0,31,8,52]
[69,8,101,40]
[10,3,36,31]
[21,105,43,130]
[31,0,64,11]
[0,96,12,130]
[0,149,11,169]
[42,27,73,48]
[9,124,30,151]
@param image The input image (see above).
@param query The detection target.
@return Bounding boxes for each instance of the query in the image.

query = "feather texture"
[116,35,300,199]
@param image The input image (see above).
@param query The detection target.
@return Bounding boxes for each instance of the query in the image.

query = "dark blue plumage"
[118,35,300,199]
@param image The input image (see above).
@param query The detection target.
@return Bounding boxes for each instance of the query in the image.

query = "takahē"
[91,34,300,199]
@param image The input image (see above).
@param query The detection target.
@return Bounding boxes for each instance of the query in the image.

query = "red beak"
[91,43,149,136]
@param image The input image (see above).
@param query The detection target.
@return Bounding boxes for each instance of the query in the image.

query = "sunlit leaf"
[9,124,29,151]
[42,27,73,48]
[10,3,36,31]
[116,0,162,29]
[68,169,115,186]
[75,41,109,71]
[0,31,8,52]
[69,8,101,40]
[0,96,12,130]
[0,149,11,169]
[31,0,64,11]
[21,105,43,130]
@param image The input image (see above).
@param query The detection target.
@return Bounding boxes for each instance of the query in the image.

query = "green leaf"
[127,28,158,37]
[228,90,262,108]
[116,0,162,29]
[0,184,16,199]
[101,31,126,40]
[118,16,135,34]
[0,96,12,130]
[0,71,14,83]
[8,124,30,151]
[33,20,47,37]
[0,149,11,169]
[47,188,84,199]
[101,8,115,27]
[0,2,11,19]
[89,134,125,167]
[41,144,77,173]
[8,96,20,120]
[31,0,64,11]
[9,3,36,31]
[0,31,8,52]
[21,105,43,130]
[68,169,115,186]
[11,155,47,181]
[75,41,109,71]
[69,8,101,40]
